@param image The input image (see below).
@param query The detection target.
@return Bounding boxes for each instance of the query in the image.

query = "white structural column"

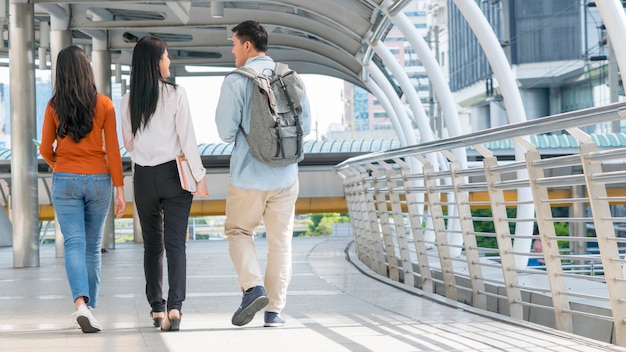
[372,40,449,252]
[383,0,469,255]
[453,0,527,124]
[453,0,534,267]
[87,10,115,250]
[387,8,467,165]
[38,4,72,258]
[381,1,469,256]
[38,21,50,69]
[362,65,412,146]
[93,44,115,250]
[38,4,72,87]
[364,63,437,249]
[372,40,435,145]
[361,76,427,247]
[595,0,626,85]
[9,1,39,267]
[92,42,111,95]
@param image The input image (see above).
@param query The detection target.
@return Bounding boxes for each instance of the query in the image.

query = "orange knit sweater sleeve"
[100,96,124,187]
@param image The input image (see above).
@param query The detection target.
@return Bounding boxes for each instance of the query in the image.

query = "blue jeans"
[52,173,112,308]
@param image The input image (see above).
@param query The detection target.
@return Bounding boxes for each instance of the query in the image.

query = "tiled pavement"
[1,235,625,352]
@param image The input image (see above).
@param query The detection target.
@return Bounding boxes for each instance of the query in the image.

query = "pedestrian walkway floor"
[1,236,624,351]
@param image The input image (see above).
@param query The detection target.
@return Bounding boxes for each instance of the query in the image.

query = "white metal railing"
[335,102,626,347]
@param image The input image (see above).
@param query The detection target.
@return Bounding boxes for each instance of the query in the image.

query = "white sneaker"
[73,304,102,333]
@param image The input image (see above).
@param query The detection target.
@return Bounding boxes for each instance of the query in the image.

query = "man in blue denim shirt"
[215,20,311,328]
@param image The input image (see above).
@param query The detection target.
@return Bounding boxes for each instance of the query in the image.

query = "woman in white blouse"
[122,36,208,332]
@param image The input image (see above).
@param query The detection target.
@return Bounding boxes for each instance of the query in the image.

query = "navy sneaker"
[231,286,269,326]
[264,311,285,327]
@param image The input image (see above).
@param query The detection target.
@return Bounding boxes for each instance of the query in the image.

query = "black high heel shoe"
[161,310,182,331]
[150,311,164,328]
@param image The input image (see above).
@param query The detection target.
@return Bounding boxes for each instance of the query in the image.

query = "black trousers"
[134,160,193,313]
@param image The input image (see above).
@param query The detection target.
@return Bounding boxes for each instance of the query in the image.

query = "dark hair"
[128,36,176,136]
[51,46,97,143]
[232,20,268,52]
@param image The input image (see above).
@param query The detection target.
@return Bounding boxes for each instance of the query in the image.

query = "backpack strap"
[227,66,257,80]
[274,62,289,75]
[231,67,278,111]
[228,67,259,141]
[229,66,280,141]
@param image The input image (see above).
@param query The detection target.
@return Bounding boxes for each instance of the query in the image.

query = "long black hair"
[128,36,176,136]
[51,46,97,142]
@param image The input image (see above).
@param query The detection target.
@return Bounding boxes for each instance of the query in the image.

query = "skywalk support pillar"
[47,8,72,258]
[453,0,534,267]
[595,0,626,91]
[9,1,39,267]
[92,35,115,250]
[49,31,72,88]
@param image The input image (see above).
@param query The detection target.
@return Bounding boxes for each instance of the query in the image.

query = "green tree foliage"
[308,213,326,233]
[472,207,571,251]
[305,213,350,237]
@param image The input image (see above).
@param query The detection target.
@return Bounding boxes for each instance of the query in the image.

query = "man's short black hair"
[232,20,268,53]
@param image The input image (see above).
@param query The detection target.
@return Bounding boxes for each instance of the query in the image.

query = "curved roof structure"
[16,1,626,148]
[27,1,394,87]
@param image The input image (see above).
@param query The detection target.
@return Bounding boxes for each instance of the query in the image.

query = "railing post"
[482,155,523,320]
[369,163,400,281]
[339,168,370,266]
[446,152,487,310]
[355,165,387,276]
[417,154,458,300]
[525,149,573,332]
[571,184,586,260]
[579,141,626,346]
[399,158,434,292]
[381,160,415,287]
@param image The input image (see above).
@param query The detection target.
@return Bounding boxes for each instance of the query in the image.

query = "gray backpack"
[228,63,304,166]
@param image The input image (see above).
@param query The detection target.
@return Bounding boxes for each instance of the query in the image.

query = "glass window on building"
[513,0,580,64]
[373,112,388,118]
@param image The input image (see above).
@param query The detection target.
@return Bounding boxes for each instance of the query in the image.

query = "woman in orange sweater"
[40,46,126,333]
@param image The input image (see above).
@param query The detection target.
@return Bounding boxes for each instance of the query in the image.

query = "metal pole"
[48,11,73,257]
[372,40,432,145]
[571,184,586,258]
[608,39,620,132]
[453,0,534,267]
[9,1,39,267]
[595,0,626,92]
[387,9,467,166]
[92,47,115,250]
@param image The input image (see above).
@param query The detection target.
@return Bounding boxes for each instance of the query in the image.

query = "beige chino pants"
[224,180,299,313]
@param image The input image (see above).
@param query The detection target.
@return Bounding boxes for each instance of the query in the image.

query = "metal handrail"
[336,101,626,347]
[336,101,626,170]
